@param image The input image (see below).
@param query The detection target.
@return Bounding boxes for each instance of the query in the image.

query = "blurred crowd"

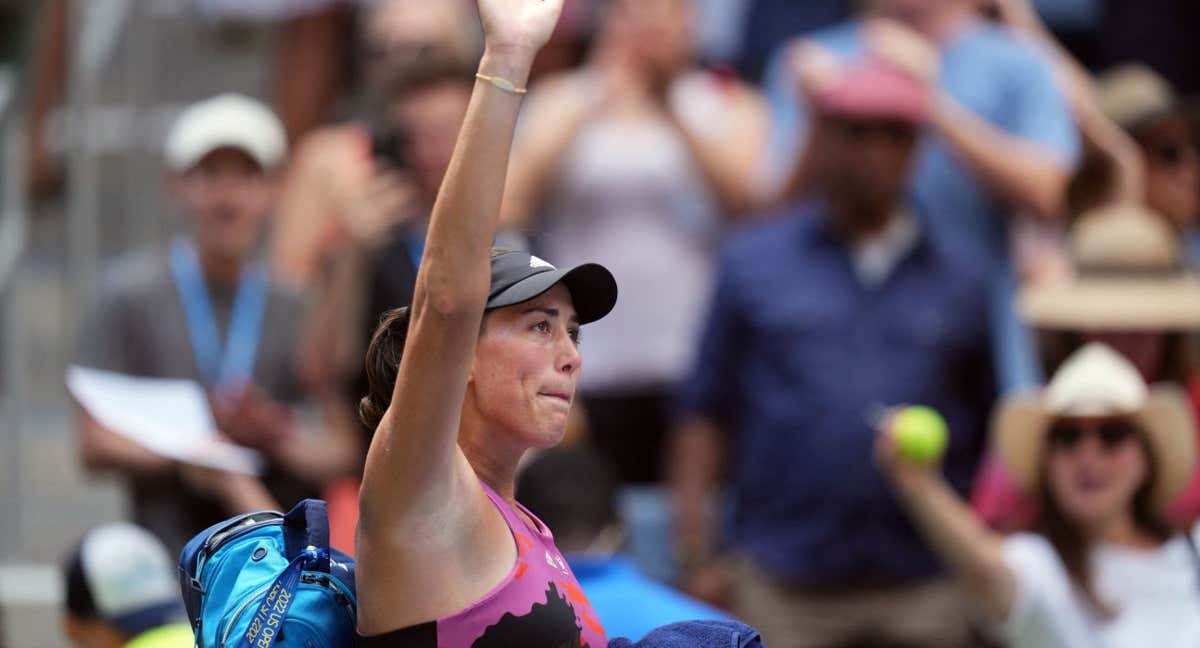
[9,0,1200,646]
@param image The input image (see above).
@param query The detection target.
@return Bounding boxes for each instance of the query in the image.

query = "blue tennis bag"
[178,499,358,648]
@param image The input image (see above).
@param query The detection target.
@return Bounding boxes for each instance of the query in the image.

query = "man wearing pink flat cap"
[672,58,996,648]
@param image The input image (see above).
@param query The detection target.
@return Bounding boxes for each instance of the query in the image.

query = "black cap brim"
[486,263,617,325]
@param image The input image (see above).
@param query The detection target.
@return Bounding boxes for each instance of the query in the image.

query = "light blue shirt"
[568,556,730,642]
[763,18,1080,391]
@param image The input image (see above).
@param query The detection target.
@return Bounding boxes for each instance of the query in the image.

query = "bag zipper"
[218,581,273,648]
[205,512,282,555]
[300,573,357,624]
[196,514,283,583]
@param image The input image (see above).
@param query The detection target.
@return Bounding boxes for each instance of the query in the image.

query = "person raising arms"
[354,1,617,646]
[878,344,1200,647]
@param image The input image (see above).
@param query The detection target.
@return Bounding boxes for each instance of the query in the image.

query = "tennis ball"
[893,406,948,463]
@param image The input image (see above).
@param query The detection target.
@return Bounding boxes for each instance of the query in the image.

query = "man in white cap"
[74,94,361,555]
[62,523,192,648]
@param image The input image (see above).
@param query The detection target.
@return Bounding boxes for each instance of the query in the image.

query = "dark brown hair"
[360,306,412,432]
[1032,427,1173,617]
[359,250,513,431]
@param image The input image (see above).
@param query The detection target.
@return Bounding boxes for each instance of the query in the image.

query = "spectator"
[501,0,768,582]
[285,56,476,400]
[974,204,1200,530]
[670,59,995,647]
[269,0,480,292]
[961,8,1194,531]
[354,60,475,392]
[879,343,1200,647]
[74,94,360,554]
[62,523,193,648]
[516,447,730,641]
[23,0,343,235]
[1096,64,1200,267]
[988,5,1141,215]
[767,0,1080,393]
[291,57,477,554]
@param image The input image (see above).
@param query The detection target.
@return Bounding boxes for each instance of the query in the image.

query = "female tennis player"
[354,1,617,646]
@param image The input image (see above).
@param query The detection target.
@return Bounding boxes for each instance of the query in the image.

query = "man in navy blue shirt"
[671,57,995,647]
[764,0,1079,396]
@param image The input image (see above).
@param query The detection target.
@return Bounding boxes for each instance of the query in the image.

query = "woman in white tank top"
[501,0,768,493]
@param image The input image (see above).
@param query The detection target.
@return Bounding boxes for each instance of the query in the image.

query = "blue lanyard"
[235,547,327,648]
[169,238,269,388]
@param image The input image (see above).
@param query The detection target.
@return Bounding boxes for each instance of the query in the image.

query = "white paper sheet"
[66,366,263,475]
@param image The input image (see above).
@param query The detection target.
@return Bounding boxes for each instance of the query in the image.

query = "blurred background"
[0,0,1198,646]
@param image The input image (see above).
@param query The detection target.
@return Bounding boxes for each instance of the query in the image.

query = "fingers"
[873,417,900,468]
[344,171,417,243]
[789,41,843,102]
[476,0,566,57]
[864,18,939,86]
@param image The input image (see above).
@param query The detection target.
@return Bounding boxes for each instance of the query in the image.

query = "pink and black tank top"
[359,482,608,647]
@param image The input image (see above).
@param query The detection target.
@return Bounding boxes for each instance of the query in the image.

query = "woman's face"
[1045,417,1149,530]
[604,0,694,75]
[391,81,471,203]
[469,284,583,449]
[1137,116,1199,231]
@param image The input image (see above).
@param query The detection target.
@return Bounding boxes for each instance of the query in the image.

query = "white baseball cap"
[64,523,185,636]
[164,93,287,172]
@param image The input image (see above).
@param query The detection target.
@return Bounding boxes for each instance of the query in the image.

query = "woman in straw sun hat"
[974,202,1200,530]
[878,343,1200,647]
[1020,202,1200,379]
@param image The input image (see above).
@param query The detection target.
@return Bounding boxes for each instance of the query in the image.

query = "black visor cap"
[485,250,618,325]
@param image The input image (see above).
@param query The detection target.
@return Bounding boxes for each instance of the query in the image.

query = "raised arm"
[875,425,1017,621]
[867,19,1074,220]
[664,82,770,217]
[991,0,1144,204]
[358,0,564,531]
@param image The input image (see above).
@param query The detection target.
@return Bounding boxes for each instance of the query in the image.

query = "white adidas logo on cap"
[529,256,555,270]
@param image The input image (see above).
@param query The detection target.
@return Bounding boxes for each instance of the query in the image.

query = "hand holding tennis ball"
[891,406,948,464]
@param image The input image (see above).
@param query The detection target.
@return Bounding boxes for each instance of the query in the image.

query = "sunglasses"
[1047,419,1139,452]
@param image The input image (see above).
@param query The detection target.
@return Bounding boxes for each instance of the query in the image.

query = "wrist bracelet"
[476,73,527,95]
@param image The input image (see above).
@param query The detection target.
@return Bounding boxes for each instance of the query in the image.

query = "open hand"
[476,0,565,62]
[343,169,418,247]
